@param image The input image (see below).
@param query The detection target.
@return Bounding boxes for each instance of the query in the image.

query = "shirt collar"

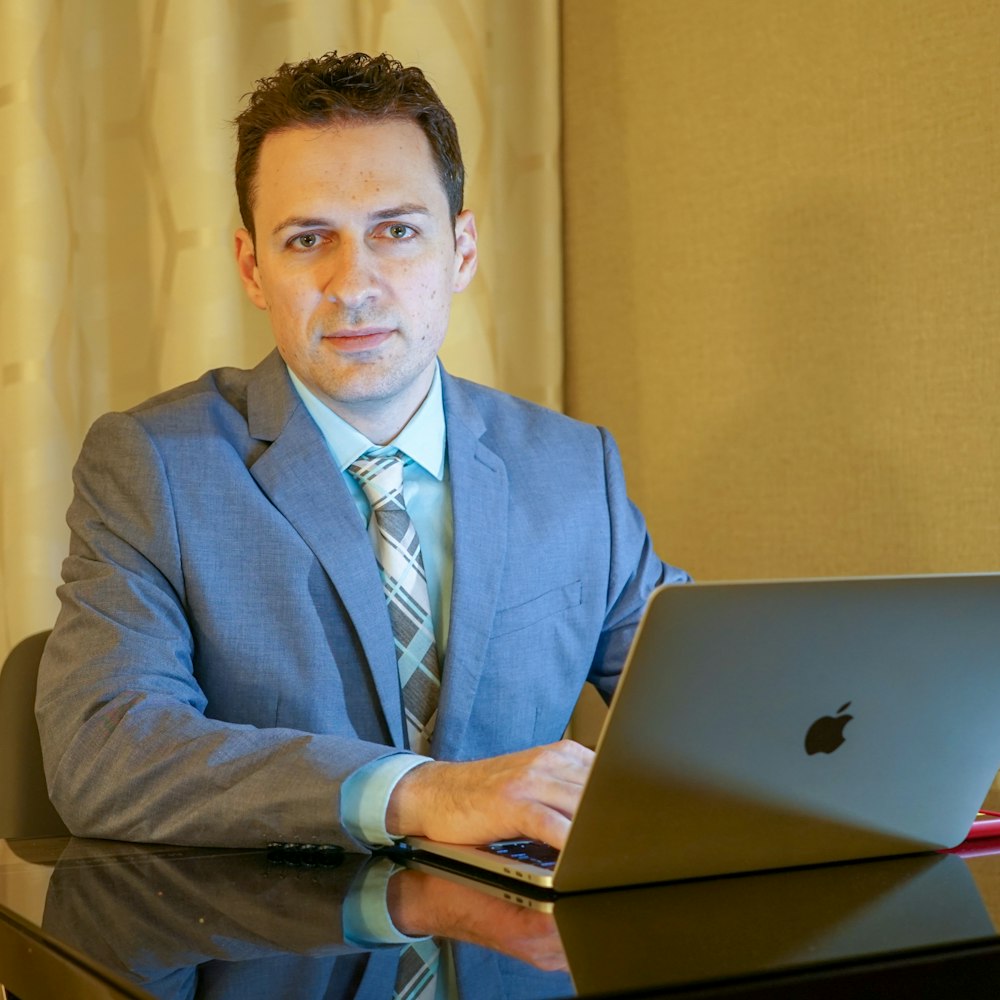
[286,363,447,480]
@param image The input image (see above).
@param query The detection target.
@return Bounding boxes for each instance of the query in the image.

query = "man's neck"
[286,361,440,448]
[329,390,428,446]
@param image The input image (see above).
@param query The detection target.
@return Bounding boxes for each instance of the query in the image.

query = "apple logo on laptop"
[804,702,853,755]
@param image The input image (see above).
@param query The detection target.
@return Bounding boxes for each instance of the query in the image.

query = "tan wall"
[562,0,1000,582]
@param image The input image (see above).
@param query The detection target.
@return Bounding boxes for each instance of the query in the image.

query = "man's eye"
[386,223,414,239]
[291,233,319,249]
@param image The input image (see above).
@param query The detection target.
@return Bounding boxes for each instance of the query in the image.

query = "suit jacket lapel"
[244,353,405,748]
[434,373,509,760]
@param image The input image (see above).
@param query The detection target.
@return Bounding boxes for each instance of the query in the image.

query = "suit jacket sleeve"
[37,402,400,849]
[588,425,691,701]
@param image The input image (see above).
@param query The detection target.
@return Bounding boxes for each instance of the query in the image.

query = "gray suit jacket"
[37,351,686,847]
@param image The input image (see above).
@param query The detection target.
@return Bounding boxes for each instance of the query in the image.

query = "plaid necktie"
[348,450,441,755]
[393,937,441,1000]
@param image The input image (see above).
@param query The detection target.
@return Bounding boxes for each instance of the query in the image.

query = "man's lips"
[322,328,394,352]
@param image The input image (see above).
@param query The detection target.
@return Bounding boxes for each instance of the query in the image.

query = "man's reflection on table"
[39,837,1000,999]
[41,839,570,999]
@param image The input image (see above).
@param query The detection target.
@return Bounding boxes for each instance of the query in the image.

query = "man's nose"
[323,239,379,308]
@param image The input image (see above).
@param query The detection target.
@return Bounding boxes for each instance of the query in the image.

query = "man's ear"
[452,210,478,293]
[235,228,268,310]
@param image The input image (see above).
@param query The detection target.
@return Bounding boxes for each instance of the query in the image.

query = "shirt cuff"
[343,856,419,946]
[340,752,432,847]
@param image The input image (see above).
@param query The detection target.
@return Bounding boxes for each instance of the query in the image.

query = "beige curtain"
[0,0,563,655]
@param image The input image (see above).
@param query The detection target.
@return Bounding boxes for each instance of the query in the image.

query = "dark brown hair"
[233,51,464,239]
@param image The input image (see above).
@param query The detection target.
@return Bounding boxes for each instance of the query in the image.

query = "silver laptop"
[403,574,1000,893]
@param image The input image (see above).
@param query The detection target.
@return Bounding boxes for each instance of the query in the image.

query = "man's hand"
[386,739,594,849]
[389,868,566,972]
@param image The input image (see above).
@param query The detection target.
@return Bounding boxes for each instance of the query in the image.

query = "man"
[36,51,687,852]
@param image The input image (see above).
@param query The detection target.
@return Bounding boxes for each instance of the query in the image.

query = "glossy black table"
[2,827,1000,999]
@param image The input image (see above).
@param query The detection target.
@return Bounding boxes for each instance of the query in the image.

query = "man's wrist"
[341,753,433,846]
[385,759,445,838]
[344,857,428,946]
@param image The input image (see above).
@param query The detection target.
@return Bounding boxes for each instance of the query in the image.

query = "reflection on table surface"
[1,832,1000,999]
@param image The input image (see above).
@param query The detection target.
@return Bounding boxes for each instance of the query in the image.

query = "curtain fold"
[0,0,562,653]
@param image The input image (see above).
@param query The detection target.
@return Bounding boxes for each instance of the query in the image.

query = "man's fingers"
[388,739,597,846]
[516,800,574,851]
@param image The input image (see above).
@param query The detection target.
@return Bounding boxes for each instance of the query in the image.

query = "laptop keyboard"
[482,839,560,870]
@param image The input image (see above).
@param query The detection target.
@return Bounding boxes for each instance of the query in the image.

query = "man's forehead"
[256,118,434,170]
[251,119,444,213]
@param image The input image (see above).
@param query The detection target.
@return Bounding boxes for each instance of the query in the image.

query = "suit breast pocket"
[490,580,583,637]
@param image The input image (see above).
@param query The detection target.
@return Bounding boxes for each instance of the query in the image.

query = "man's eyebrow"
[271,216,329,237]
[270,204,432,238]
[370,203,431,220]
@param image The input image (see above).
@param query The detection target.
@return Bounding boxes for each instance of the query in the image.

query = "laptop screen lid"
[406,574,1000,893]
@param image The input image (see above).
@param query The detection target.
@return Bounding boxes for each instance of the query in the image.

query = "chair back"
[0,631,70,838]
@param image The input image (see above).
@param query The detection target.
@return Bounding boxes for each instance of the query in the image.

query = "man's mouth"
[322,328,394,352]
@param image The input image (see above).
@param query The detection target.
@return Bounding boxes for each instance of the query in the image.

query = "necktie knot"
[348,451,406,513]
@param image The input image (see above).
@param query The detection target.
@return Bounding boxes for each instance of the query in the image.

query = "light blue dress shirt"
[287,364,452,845]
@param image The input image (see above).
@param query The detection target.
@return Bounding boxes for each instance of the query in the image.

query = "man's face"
[235,119,477,439]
